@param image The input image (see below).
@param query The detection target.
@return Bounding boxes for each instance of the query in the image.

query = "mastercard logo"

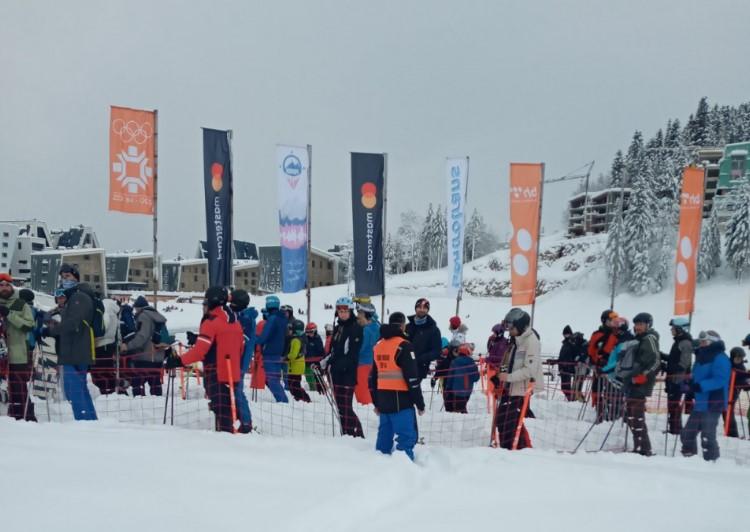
[361,182,377,209]
[211,162,224,192]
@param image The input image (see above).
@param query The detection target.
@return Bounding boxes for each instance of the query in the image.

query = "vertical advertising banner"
[446,157,469,297]
[674,167,705,315]
[109,106,155,215]
[202,128,233,288]
[509,163,543,306]
[351,153,385,296]
[277,145,309,293]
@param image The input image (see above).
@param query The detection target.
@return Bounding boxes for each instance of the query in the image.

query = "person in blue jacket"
[355,301,379,405]
[255,295,288,402]
[680,330,731,461]
[229,289,257,432]
[444,344,480,413]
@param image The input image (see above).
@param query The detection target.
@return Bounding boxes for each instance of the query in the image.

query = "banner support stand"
[306,144,312,321]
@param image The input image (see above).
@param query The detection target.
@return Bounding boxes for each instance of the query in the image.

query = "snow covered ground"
[1,416,746,532]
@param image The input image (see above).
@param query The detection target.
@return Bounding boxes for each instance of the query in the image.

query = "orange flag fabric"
[109,106,156,215]
[509,163,543,306]
[674,167,705,315]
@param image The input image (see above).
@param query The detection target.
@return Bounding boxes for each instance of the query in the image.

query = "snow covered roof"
[32,247,106,257]
[107,251,153,259]
[730,149,748,157]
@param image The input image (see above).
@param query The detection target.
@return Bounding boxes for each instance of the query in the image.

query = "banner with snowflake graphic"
[277,144,309,293]
[109,106,155,214]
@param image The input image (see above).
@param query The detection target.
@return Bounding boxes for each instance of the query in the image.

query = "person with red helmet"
[166,287,245,433]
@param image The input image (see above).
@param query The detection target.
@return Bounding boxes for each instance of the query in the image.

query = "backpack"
[152,321,173,346]
[91,295,106,338]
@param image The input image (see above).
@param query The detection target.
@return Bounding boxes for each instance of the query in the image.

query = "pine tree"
[684,97,710,147]
[605,197,627,291]
[624,161,657,294]
[465,209,482,262]
[725,178,750,280]
[434,205,448,268]
[398,210,421,272]
[698,206,721,281]
[624,131,645,186]
[650,196,678,292]
[609,151,625,188]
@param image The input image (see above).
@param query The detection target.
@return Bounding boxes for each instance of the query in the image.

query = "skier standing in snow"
[229,289,257,433]
[680,330,730,461]
[491,308,543,450]
[255,295,289,403]
[303,322,325,393]
[90,293,120,395]
[619,312,661,456]
[370,311,425,460]
[405,298,442,384]
[723,346,749,438]
[444,344,479,413]
[0,273,36,421]
[354,301,379,405]
[166,287,244,433]
[122,296,169,396]
[322,296,364,437]
[588,310,619,421]
[285,320,311,403]
[663,317,693,435]
[556,325,587,402]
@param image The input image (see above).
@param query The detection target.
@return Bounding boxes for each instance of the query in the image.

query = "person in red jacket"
[167,287,244,433]
[588,309,619,422]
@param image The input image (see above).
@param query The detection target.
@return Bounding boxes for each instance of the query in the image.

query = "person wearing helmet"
[724,346,749,438]
[448,316,468,345]
[166,287,245,433]
[323,296,364,437]
[616,312,660,456]
[680,330,731,461]
[556,326,588,402]
[663,317,694,435]
[444,343,479,413]
[303,322,325,393]
[491,308,543,450]
[405,298,442,383]
[255,295,289,403]
[354,301,379,405]
[285,320,311,403]
[587,310,620,421]
[229,289,258,433]
[323,323,334,354]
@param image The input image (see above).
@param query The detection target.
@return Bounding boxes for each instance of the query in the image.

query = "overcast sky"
[2,0,749,258]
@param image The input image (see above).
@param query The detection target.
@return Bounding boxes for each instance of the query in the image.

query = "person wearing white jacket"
[491,308,543,450]
[91,297,121,395]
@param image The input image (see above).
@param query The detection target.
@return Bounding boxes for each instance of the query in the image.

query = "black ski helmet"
[632,312,653,328]
[204,286,228,309]
[292,319,305,336]
[600,309,615,324]
[230,289,250,311]
[504,307,531,334]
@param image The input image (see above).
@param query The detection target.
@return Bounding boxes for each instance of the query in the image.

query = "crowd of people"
[1,265,748,463]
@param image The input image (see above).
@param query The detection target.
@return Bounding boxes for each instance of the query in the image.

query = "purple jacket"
[486,335,509,368]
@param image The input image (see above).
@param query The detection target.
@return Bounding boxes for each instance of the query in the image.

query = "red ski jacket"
[181,306,244,384]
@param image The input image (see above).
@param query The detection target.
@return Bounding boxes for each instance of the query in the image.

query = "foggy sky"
[2,0,749,258]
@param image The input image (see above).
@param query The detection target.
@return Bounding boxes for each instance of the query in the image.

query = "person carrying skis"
[370,311,425,460]
[166,287,244,433]
[680,330,730,460]
[491,308,543,450]
[0,273,36,421]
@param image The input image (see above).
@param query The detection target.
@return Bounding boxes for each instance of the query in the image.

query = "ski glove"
[186,331,198,346]
[689,381,702,394]
[164,354,184,370]
[490,375,501,388]
[631,374,647,385]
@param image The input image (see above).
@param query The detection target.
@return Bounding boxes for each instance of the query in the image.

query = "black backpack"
[91,296,106,338]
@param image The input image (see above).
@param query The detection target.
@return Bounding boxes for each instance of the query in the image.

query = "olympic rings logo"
[112,119,153,145]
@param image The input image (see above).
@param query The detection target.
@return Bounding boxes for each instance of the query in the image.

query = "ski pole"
[511,380,534,451]
[226,355,237,434]
[162,369,172,425]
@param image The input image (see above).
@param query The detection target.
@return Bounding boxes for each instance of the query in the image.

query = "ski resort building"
[567,188,632,237]
[30,248,107,295]
[0,220,53,282]
[106,252,158,291]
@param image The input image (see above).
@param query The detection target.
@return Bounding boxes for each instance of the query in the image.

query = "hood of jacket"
[696,340,726,365]
[138,307,167,325]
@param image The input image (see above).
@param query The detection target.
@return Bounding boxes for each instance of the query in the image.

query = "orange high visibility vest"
[374,337,409,392]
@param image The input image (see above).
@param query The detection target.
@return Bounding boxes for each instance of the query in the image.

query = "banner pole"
[456,156,470,316]
[227,129,234,289]
[306,144,312,321]
[152,109,159,310]
[530,163,545,328]
[381,153,388,319]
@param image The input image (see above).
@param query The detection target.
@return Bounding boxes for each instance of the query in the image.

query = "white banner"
[446,157,469,297]
[277,144,310,293]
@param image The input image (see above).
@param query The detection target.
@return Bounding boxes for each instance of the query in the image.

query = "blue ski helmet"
[335,296,354,309]
[265,295,280,310]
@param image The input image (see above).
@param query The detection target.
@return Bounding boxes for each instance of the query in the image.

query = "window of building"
[84,274,91,281]
[19,268,30,274]
[202,267,206,274]
[2,242,7,248]
[1,252,6,258]
[181,282,185,289]
[134,269,141,276]
[32,243,44,251]
[328,262,332,270]
[94,275,100,282]
[84,255,90,261]
[194,275,198,282]
[251,272,256,278]
[19,259,27,265]
[312,260,316,268]
[0,263,5,268]
[2,232,8,237]
[18,242,22,250]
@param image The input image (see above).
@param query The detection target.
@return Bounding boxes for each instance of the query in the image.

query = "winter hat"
[562,325,573,336]
[730,347,746,361]
[698,330,721,345]
[414,298,430,311]
[0,272,13,283]
[203,287,228,309]
[743,334,750,347]
[133,295,149,309]
[230,289,250,310]
[59,263,80,281]
[389,311,407,325]
[449,316,461,329]
[18,289,34,303]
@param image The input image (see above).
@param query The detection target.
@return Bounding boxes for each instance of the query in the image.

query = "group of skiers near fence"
[551,310,749,461]
[2,264,748,462]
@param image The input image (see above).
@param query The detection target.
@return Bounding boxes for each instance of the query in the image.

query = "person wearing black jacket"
[664,318,693,435]
[556,326,587,402]
[369,312,425,460]
[322,298,364,437]
[405,298,442,382]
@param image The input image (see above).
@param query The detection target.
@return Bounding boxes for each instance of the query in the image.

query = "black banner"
[203,128,233,288]
[351,152,385,296]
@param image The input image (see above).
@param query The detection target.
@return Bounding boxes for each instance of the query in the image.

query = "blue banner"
[277,145,309,293]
